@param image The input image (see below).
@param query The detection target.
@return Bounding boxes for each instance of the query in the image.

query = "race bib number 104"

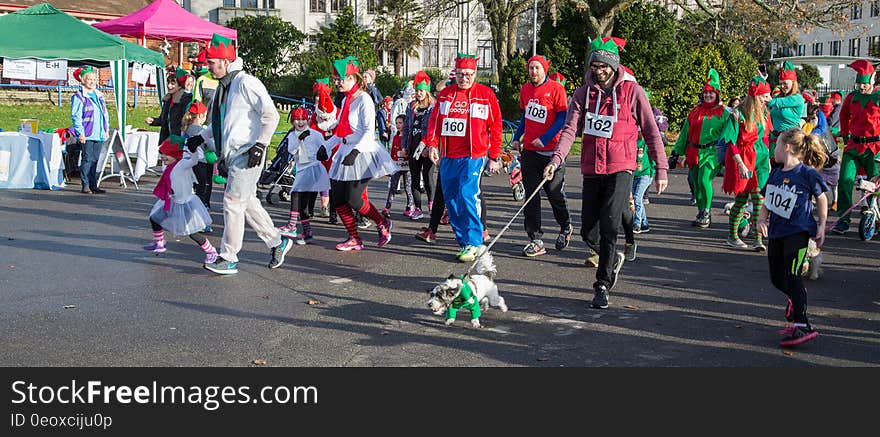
[583,113,615,139]
[442,118,467,137]
[764,184,797,219]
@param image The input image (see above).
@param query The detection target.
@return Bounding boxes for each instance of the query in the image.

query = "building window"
[871,0,879,17]
[310,0,326,12]
[331,0,348,12]
[477,40,492,69]
[367,0,378,14]
[441,39,458,68]
[242,0,258,7]
[849,38,861,56]
[871,35,880,56]
[812,42,823,56]
[797,44,805,56]
[264,0,275,7]
[852,4,862,20]
[829,40,840,56]
[422,38,438,68]
[223,0,235,6]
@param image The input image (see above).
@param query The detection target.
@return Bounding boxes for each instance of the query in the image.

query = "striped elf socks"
[729,194,749,239]
[336,205,361,240]
[750,192,764,243]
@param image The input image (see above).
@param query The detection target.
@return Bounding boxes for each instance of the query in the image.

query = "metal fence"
[0,83,160,106]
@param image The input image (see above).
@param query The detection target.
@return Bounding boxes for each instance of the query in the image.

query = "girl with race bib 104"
[756,127,828,348]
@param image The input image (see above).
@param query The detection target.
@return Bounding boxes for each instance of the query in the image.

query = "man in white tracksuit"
[187,33,293,275]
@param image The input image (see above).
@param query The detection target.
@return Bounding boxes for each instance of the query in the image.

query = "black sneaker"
[609,251,625,290]
[831,220,848,235]
[555,224,574,250]
[692,210,710,228]
[591,284,609,309]
[624,243,637,262]
[268,237,293,269]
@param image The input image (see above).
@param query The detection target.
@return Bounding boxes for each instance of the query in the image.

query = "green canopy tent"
[0,3,166,139]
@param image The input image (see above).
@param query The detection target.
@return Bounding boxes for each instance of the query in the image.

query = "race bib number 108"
[764,184,796,219]
[583,113,615,139]
[525,101,547,124]
[442,118,467,137]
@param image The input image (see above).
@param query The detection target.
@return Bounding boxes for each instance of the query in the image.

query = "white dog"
[801,238,823,280]
[427,251,508,328]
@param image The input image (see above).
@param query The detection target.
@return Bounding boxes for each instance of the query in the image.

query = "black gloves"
[668,154,680,169]
[217,159,228,178]
[247,142,266,168]
[316,145,329,162]
[186,135,204,153]
[298,130,311,141]
[341,148,360,166]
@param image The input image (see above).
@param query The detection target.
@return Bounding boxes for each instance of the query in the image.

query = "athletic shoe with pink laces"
[335,237,364,251]
[410,207,424,220]
[278,225,298,239]
[143,242,167,253]
[779,326,819,347]
[402,208,413,217]
[415,227,436,244]
[440,209,449,225]
[377,218,393,247]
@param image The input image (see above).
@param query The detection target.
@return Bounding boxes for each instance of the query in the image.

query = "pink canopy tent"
[93,0,237,42]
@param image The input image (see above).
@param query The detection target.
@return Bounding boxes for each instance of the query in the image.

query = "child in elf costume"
[144,135,217,265]
[767,61,807,157]
[831,60,880,235]
[672,68,730,228]
[277,107,331,244]
[722,76,773,251]
[311,77,339,220]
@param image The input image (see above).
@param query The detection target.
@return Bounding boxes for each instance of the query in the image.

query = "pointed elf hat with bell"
[455,52,479,70]
[703,68,721,94]
[289,106,309,123]
[205,34,236,61]
[748,75,771,96]
[312,77,331,94]
[73,66,96,83]
[332,56,360,79]
[778,61,797,81]
[589,37,625,71]
[413,70,431,91]
[174,67,190,85]
[848,59,876,84]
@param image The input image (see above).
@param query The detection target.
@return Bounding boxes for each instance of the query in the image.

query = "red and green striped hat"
[413,70,431,91]
[748,76,771,96]
[205,34,236,61]
[778,61,797,81]
[332,56,360,79]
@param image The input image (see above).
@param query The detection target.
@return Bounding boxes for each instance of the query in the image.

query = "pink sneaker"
[377,218,393,247]
[143,242,166,253]
[335,237,364,251]
[204,250,218,264]
[402,208,413,217]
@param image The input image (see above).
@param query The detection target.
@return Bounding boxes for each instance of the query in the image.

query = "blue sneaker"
[205,257,238,275]
[268,237,292,269]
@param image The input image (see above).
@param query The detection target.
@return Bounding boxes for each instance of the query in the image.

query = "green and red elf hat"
[188,101,207,114]
[331,56,360,79]
[73,66,96,83]
[174,67,190,86]
[848,59,876,84]
[205,34,236,61]
[527,55,550,74]
[312,77,331,94]
[589,37,625,71]
[454,52,478,70]
[158,135,186,161]
[549,72,566,86]
[778,61,797,81]
[413,70,431,90]
[703,68,721,94]
[748,76,771,96]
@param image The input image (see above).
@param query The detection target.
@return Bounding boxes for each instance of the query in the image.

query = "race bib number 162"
[583,113,615,139]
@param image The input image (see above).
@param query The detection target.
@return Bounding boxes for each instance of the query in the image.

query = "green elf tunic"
[634,137,656,179]
[836,88,880,225]
[673,102,729,213]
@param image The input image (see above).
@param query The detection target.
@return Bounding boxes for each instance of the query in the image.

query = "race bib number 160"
[442,118,467,137]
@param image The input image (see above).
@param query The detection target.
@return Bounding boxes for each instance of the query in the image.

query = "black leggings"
[409,156,435,209]
[767,232,811,325]
[150,218,206,245]
[192,162,213,208]
[330,178,371,211]
[290,191,318,220]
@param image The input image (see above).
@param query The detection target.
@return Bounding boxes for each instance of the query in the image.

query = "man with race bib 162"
[420,52,504,262]
[511,54,574,258]
[550,37,668,310]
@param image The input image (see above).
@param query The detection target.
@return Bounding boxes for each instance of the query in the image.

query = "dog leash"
[464,173,552,276]
[825,189,876,234]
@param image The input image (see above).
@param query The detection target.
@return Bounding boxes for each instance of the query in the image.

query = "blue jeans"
[79,139,103,189]
[632,175,652,228]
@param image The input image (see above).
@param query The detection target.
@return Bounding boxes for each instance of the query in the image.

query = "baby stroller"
[500,147,524,201]
[258,137,296,205]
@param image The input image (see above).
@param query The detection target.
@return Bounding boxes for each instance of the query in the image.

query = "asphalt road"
[1,161,877,367]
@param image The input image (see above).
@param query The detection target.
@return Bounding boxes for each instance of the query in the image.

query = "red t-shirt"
[518,79,568,150]
[389,134,407,165]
